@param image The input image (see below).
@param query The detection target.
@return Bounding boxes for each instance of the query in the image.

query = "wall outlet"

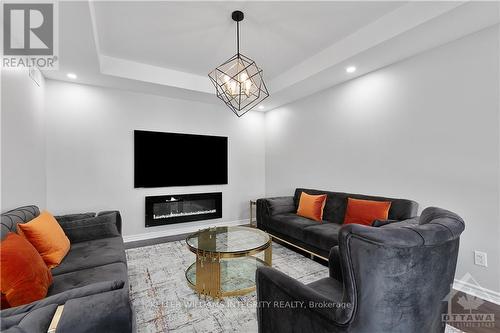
[474,251,488,267]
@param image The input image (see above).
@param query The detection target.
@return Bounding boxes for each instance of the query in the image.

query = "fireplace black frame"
[145,192,222,227]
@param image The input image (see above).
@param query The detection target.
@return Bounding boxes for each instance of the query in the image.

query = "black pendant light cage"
[208,11,269,117]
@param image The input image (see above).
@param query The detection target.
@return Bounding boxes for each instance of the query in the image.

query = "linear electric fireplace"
[145,192,222,227]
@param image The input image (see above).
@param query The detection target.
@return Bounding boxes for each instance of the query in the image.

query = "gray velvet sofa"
[256,207,465,333]
[256,188,418,259]
[0,205,134,333]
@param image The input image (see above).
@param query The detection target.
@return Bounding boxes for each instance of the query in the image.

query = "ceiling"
[93,1,404,79]
[42,1,500,112]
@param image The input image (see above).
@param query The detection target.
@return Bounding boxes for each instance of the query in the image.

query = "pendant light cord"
[236,21,240,55]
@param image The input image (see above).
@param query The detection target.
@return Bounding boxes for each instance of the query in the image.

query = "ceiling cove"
[42,1,499,112]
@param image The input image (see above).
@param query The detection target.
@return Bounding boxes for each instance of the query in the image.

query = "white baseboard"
[123,219,248,243]
[453,278,500,305]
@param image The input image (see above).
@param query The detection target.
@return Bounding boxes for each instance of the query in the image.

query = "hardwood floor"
[124,232,189,249]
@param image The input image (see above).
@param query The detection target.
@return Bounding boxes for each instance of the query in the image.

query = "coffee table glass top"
[186,226,270,254]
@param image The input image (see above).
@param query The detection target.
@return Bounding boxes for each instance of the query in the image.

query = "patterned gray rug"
[126,241,463,333]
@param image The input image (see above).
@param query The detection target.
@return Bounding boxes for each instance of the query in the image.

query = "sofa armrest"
[328,246,342,281]
[1,281,125,317]
[2,282,133,333]
[257,196,295,219]
[1,304,59,333]
[56,287,133,333]
[58,211,122,243]
[256,266,350,331]
[256,197,295,230]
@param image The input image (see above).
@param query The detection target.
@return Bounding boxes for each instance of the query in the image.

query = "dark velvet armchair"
[256,207,465,333]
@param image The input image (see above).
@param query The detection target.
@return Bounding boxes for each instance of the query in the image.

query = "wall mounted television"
[134,130,228,188]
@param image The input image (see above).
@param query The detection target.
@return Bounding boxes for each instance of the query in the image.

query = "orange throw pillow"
[0,233,53,308]
[18,211,70,268]
[344,198,392,226]
[296,192,327,222]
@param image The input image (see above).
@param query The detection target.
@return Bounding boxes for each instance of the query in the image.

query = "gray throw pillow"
[54,213,96,223]
[60,214,120,242]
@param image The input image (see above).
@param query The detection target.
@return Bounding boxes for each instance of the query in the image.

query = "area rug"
[126,241,463,333]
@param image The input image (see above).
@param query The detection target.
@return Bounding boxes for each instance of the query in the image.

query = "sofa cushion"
[267,213,318,240]
[343,198,391,226]
[54,213,96,224]
[1,233,53,308]
[302,223,342,252]
[48,263,127,296]
[60,214,121,243]
[371,219,398,227]
[296,192,327,222]
[51,237,126,276]
[380,217,419,228]
[265,197,296,216]
[17,211,70,269]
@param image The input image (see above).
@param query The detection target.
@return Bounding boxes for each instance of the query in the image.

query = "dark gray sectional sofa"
[0,206,134,333]
[257,188,419,259]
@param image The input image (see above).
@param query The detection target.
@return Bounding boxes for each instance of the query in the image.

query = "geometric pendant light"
[208,11,269,117]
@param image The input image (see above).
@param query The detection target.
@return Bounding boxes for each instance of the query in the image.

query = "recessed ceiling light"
[67,73,77,79]
[258,105,265,110]
[346,66,357,73]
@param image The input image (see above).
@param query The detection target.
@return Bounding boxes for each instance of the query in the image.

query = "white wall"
[1,68,46,211]
[265,27,500,293]
[45,81,265,238]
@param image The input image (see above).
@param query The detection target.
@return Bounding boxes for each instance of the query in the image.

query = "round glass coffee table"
[185,226,271,298]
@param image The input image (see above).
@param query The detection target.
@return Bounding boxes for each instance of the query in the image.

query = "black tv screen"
[134,130,228,188]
